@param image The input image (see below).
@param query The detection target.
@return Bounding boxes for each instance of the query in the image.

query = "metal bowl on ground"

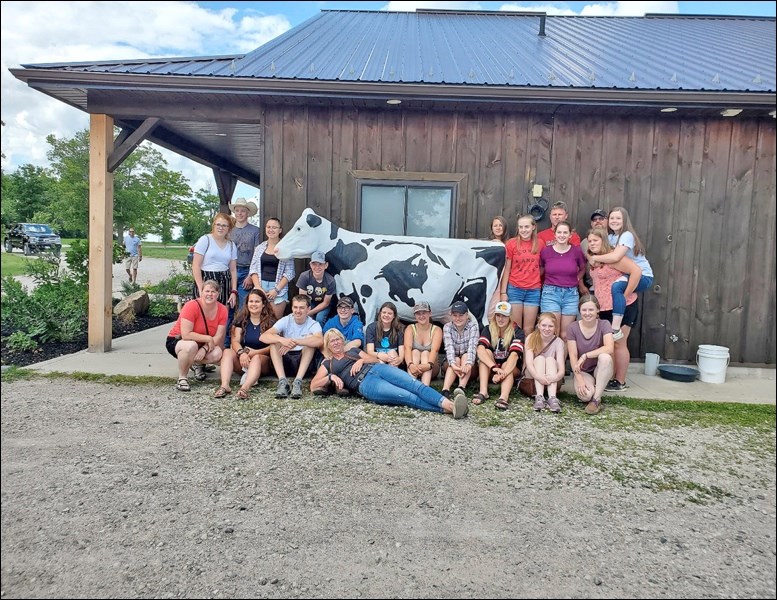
[657,365,699,382]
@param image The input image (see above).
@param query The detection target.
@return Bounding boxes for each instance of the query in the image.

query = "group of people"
[492,201,653,413]
[164,197,652,418]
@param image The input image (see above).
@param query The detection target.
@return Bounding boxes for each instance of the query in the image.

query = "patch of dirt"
[1,378,775,598]
[1,314,176,367]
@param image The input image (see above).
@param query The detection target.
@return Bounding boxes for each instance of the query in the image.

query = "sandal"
[214,386,231,398]
[176,377,191,392]
[472,393,488,405]
[495,398,509,411]
[237,387,250,400]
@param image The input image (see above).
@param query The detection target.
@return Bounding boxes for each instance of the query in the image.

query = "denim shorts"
[261,279,289,304]
[506,284,541,307]
[541,284,579,316]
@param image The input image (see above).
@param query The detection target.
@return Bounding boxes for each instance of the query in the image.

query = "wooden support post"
[88,114,114,353]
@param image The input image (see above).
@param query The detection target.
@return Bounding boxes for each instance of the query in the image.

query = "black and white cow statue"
[275,209,505,325]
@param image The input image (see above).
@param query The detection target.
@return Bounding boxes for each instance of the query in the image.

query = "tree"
[179,188,220,243]
[1,164,58,230]
[143,166,192,243]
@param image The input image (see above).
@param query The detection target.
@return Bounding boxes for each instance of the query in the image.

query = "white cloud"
[1,1,289,196]
[382,1,483,11]
[499,1,677,16]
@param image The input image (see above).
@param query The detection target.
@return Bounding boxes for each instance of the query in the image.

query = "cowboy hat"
[227,197,258,216]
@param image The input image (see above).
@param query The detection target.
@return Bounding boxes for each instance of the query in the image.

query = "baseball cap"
[310,250,327,263]
[450,301,468,315]
[413,301,431,313]
[337,296,354,308]
[494,301,512,317]
[590,208,608,220]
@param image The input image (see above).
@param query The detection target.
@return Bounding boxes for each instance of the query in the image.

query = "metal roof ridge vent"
[539,14,546,36]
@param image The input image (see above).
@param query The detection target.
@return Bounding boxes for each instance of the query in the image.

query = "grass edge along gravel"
[3,369,775,505]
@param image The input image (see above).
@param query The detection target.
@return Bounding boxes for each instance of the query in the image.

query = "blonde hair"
[525,312,558,354]
[487,315,514,349]
[585,228,613,255]
[514,214,539,254]
[609,206,645,256]
[322,329,346,359]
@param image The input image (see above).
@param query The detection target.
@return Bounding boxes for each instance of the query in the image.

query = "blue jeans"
[612,275,653,317]
[236,265,252,311]
[312,307,329,327]
[358,364,444,413]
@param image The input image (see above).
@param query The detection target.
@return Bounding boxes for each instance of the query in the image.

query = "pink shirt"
[591,265,637,311]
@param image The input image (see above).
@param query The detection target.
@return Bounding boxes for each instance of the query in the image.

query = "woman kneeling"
[566,295,615,415]
[311,330,468,419]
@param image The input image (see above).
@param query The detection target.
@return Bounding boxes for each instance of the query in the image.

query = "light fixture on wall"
[386,99,402,105]
[660,107,677,113]
[720,108,743,117]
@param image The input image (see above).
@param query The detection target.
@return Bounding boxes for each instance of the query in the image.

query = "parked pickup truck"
[3,223,62,256]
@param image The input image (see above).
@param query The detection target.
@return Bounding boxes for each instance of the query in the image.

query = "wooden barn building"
[11,10,776,363]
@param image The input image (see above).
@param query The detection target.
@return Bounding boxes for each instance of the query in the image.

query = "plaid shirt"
[443,319,479,365]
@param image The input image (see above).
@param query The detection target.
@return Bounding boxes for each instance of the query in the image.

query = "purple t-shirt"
[540,245,586,288]
[566,319,613,373]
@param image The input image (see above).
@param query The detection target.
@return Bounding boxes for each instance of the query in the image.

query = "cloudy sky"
[2,1,774,201]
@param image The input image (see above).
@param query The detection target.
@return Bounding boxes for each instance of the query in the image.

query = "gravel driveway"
[2,378,775,599]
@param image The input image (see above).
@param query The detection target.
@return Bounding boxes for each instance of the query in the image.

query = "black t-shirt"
[325,351,370,393]
[261,251,280,282]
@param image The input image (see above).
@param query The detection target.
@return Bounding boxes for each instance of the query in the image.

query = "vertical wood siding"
[261,105,776,364]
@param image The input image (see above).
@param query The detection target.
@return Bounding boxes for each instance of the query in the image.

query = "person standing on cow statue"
[296,250,337,327]
[441,301,479,398]
[260,295,323,399]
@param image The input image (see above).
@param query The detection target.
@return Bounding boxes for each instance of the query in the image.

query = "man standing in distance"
[227,197,262,311]
[537,201,582,247]
[123,227,142,283]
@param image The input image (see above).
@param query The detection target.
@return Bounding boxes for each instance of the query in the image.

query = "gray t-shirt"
[566,319,613,374]
[230,223,262,267]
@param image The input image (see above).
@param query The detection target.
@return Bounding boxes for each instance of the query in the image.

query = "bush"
[4,331,39,352]
[148,298,178,317]
[146,269,192,297]
[66,239,124,285]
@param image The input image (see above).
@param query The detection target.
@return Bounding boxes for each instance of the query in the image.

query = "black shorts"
[600,300,639,329]
[165,336,180,358]
[281,350,316,377]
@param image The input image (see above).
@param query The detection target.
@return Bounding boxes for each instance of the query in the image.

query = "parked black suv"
[4,223,62,256]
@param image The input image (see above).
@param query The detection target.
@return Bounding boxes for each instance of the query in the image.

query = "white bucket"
[696,345,730,384]
[645,353,660,376]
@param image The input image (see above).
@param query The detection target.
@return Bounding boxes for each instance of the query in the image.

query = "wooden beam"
[108,117,161,172]
[214,168,237,214]
[88,114,114,353]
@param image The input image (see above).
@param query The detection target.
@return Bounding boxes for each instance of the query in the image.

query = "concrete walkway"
[22,324,776,405]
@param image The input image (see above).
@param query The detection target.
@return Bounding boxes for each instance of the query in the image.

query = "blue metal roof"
[26,11,775,93]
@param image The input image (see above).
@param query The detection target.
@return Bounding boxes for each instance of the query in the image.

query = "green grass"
[1,252,35,277]
[139,242,189,260]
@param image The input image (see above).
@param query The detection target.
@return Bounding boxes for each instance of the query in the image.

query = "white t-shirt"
[273,315,322,351]
[194,234,237,272]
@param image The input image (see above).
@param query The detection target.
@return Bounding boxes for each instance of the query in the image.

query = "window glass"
[361,186,405,235]
[407,188,452,238]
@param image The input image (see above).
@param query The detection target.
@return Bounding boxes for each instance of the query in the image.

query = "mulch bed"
[1,314,177,368]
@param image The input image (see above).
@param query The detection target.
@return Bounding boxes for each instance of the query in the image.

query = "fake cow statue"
[275,209,505,325]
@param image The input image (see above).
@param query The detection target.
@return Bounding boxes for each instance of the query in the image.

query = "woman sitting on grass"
[475,301,525,410]
[523,312,565,413]
[215,288,276,400]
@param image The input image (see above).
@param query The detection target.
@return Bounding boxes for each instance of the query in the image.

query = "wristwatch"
[237,348,247,356]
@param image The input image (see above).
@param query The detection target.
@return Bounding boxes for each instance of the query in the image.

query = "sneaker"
[585,398,602,415]
[605,379,628,392]
[612,328,624,341]
[275,378,290,398]
[441,389,452,399]
[546,396,561,413]
[452,389,468,419]
[453,386,466,397]
[533,394,545,411]
[191,364,206,381]
[290,378,303,399]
